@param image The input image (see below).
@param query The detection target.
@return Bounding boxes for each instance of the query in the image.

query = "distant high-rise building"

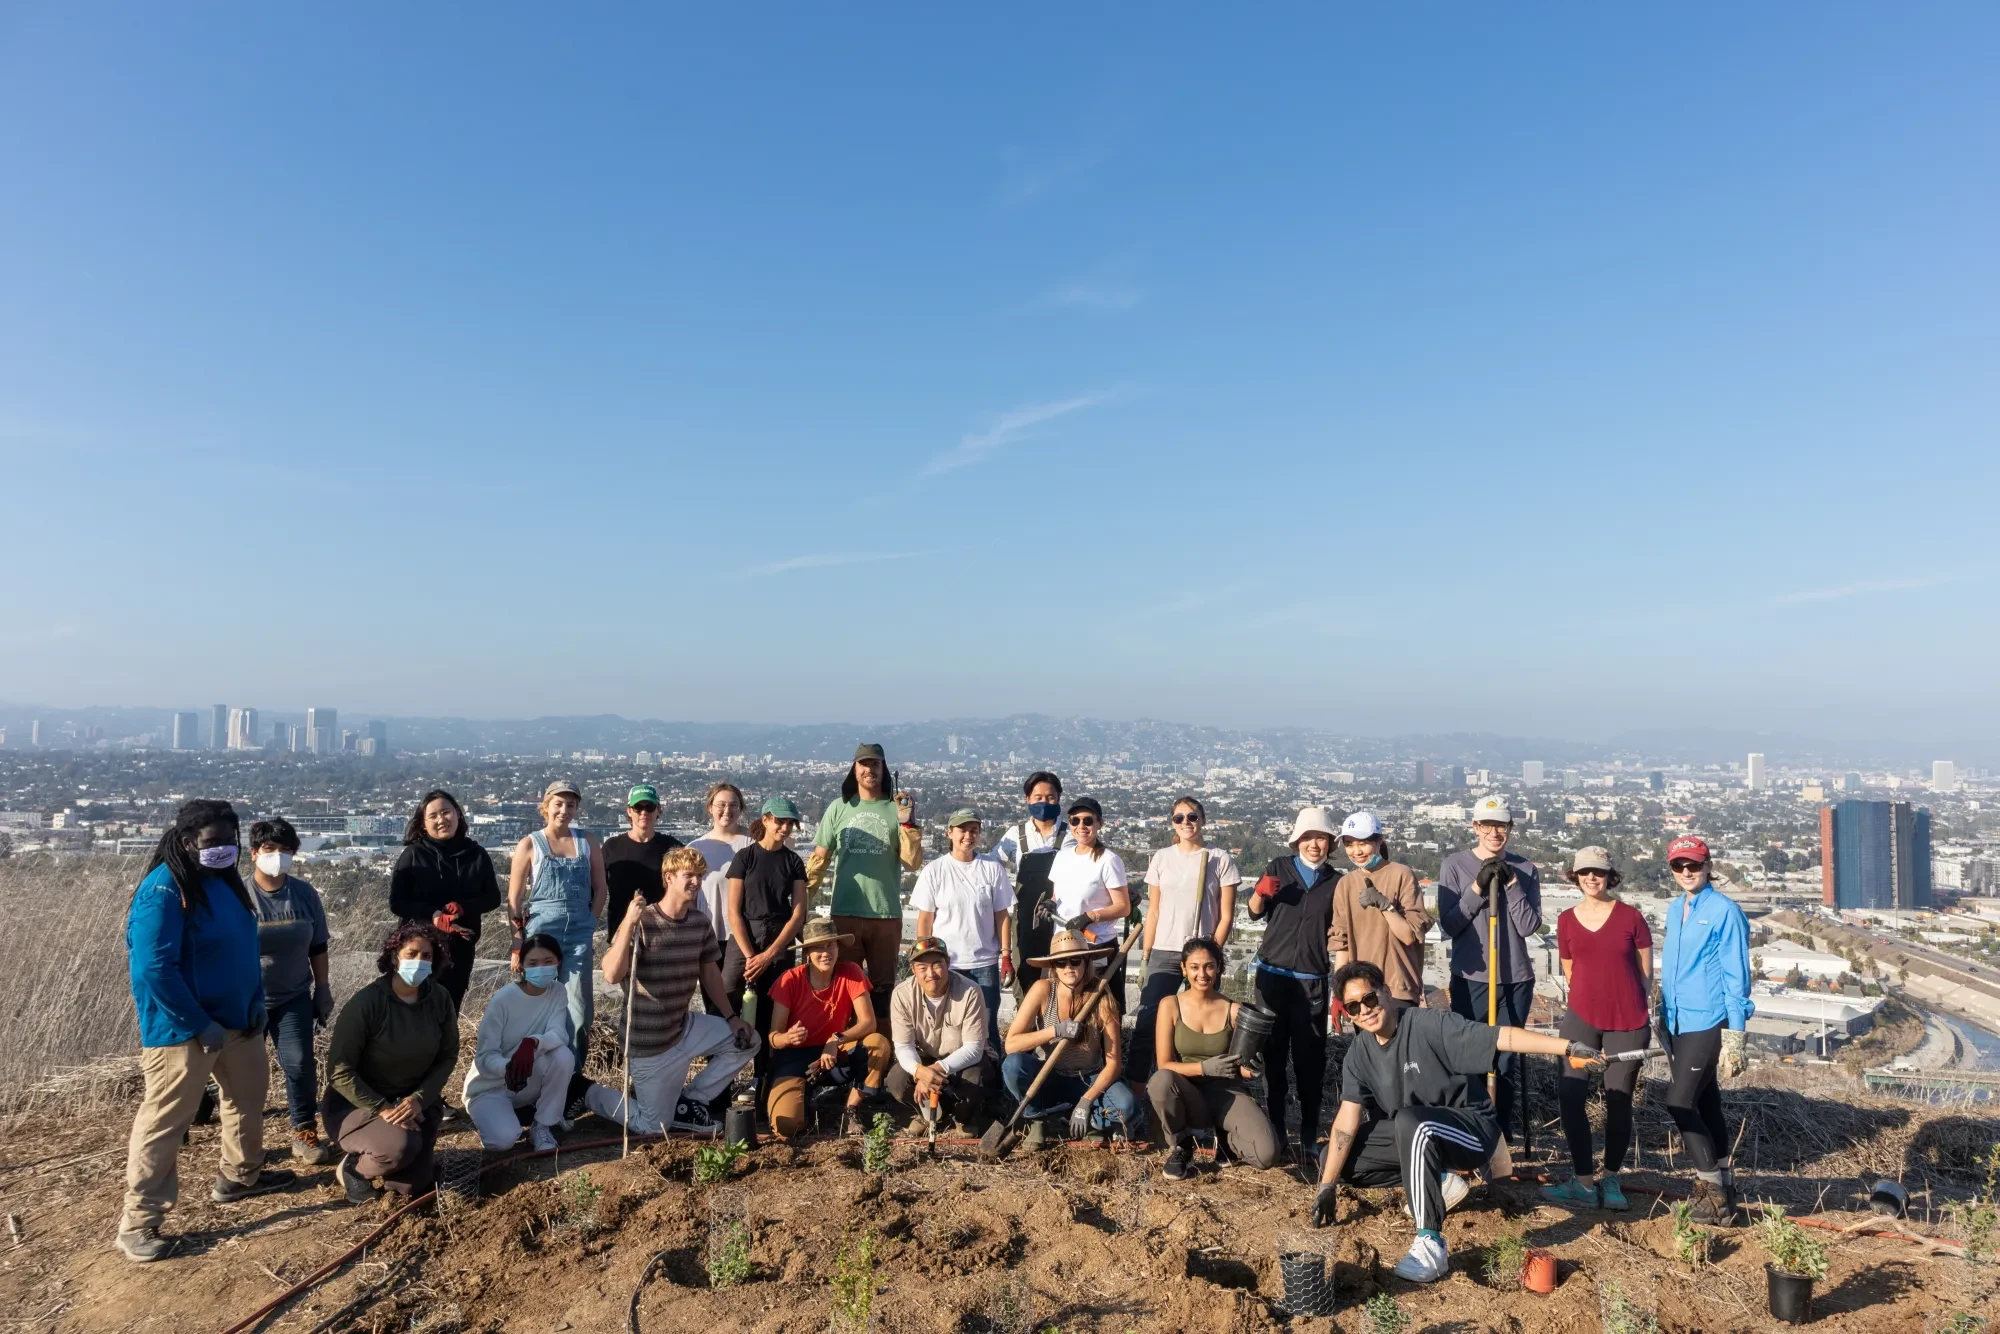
[1747,753,1768,791]
[306,707,337,757]
[209,704,229,750]
[1474,769,1491,787]
[1932,760,1958,793]
[356,737,378,757]
[171,711,200,750]
[1838,772,1862,793]
[227,707,259,750]
[366,720,388,752]
[1562,769,1580,790]
[947,733,959,756]
[1522,760,1545,788]
[29,719,43,748]
[1821,800,1932,910]
[1448,765,1466,788]
[1647,771,1664,793]
[341,729,356,753]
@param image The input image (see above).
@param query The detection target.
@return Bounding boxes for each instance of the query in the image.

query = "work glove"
[245,1002,268,1039]
[1565,1042,1607,1072]
[999,956,1015,985]
[1718,1029,1747,1080]
[1198,1054,1239,1081]
[313,981,334,1024]
[1251,874,1280,900]
[804,846,831,892]
[432,903,474,940]
[896,792,916,824]
[1310,1182,1340,1228]
[1062,913,1094,932]
[1357,883,1392,911]
[1051,1018,1081,1042]
[505,1038,538,1091]
[1031,898,1056,928]
[1066,1098,1096,1141]
[1472,858,1513,909]
[198,1021,227,1054]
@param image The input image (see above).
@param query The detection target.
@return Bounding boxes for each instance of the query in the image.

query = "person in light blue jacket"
[1658,835,1753,1226]
[118,800,296,1263]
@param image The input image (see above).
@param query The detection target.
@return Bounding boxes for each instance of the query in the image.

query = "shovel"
[920,1088,941,1159]
[979,928,1143,1161]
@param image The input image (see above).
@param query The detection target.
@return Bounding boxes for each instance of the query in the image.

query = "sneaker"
[673,1099,718,1133]
[1598,1176,1630,1211]
[211,1167,298,1204]
[529,1124,559,1153]
[1392,1232,1451,1284]
[115,1227,177,1263]
[1440,1170,1471,1213]
[1539,1177,1598,1210]
[291,1127,338,1165]
[1162,1138,1194,1181]
[337,1154,378,1205]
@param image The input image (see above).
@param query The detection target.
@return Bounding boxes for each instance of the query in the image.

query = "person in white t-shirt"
[911,808,1016,1048]
[688,782,754,963]
[1043,797,1132,1002]
[1130,796,1242,1081]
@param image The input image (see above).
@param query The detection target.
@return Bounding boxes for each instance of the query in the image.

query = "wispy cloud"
[1771,573,1960,605]
[1039,281,1145,311]
[922,392,1117,477]
[741,550,942,578]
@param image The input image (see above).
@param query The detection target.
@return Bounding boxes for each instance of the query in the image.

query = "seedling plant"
[830,1227,876,1332]
[1362,1291,1410,1334]
[1943,1143,1999,1264]
[1481,1229,1526,1288]
[1756,1204,1829,1281]
[693,1140,746,1185]
[707,1220,752,1288]
[862,1112,895,1174]
[1670,1199,1713,1268]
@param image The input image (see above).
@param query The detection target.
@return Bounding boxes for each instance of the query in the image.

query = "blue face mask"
[1364,854,1384,870]
[522,964,559,989]
[397,958,433,987]
[1028,801,1062,822]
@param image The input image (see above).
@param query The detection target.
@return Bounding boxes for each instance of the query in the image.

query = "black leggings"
[1253,968,1328,1149]
[1556,1013,1649,1177]
[1665,1024,1729,1175]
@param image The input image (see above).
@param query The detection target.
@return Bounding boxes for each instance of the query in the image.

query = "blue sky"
[2,5,1995,741]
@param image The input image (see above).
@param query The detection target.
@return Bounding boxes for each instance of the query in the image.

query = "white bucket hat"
[1288,806,1339,846]
[1339,811,1384,843]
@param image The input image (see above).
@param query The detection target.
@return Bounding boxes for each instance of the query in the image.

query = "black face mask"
[1028,801,1061,822]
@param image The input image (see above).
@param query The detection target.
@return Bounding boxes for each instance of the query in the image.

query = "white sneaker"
[1440,1170,1470,1214]
[529,1124,558,1152]
[1393,1233,1451,1284]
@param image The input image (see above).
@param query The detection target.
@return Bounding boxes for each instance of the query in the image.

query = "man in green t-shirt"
[807,742,924,1019]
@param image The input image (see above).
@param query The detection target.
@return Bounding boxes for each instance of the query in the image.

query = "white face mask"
[255,851,293,878]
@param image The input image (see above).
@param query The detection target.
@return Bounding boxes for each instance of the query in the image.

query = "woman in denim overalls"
[507,780,609,1065]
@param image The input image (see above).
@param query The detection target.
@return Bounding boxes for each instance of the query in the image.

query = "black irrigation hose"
[628,1249,672,1333]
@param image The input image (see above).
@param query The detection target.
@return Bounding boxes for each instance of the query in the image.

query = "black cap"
[1066,796,1103,819]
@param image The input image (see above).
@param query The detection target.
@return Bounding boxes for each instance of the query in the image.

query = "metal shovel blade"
[978,1119,1020,1161]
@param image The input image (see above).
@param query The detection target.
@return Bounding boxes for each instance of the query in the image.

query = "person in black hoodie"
[389,790,502,1013]
[1246,805,1343,1163]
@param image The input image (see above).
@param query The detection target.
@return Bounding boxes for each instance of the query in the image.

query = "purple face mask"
[197,845,239,869]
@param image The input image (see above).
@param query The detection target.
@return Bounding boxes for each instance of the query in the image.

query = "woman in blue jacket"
[118,800,296,1263]
[1658,835,1753,1226]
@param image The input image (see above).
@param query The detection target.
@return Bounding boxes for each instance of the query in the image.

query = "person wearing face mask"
[389,789,502,1014]
[1245,806,1344,1164]
[322,923,460,1204]
[1329,812,1431,1016]
[508,780,610,1066]
[118,800,296,1263]
[463,936,576,1152]
[245,818,336,1165]
[994,771,1072,997]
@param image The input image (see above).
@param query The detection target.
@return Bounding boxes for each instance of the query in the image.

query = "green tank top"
[1173,1011,1233,1062]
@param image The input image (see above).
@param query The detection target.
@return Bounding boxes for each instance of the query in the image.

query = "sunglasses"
[1171,813,1202,825]
[1054,959,1087,970]
[629,804,659,813]
[1670,860,1706,872]
[1068,815,1099,828]
[1345,990,1383,1013]
[1576,868,1609,878]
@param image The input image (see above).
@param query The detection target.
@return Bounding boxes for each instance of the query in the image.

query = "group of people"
[117,747,1754,1290]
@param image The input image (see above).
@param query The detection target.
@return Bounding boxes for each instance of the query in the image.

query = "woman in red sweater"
[1542,847,1653,1211]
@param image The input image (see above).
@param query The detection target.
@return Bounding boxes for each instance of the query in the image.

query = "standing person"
[389,789,502,1014]
[806,744,923,1022]
[765,919,896,1138]
[1246,807,1343,1163]
[911,808,1015,1049]
[463,935,575,1152]
[1132,797,1240,1082]
[724,797,811,1091]
[322,924,459,1204]
[1046,798,1131,999]
[1435,794,1543,1142]
[1001,931,1144,1145]
[246,817,337,1164]
[508,780,609,1066]
[1309,961,1603,1282]
[118,801,296,1263]
[688,782,752,959]
[993,771,1071,996]
[1146,938,1278,1179]
[600,783,683,943]
[1541,847,1653,1211]
[885,935,1002,1131]
[1659,836,1753,1225]
[581,847,759,1134]
[1329,812,1432,1014]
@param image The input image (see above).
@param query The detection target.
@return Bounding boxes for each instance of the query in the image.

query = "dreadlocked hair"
[146,799,251,916]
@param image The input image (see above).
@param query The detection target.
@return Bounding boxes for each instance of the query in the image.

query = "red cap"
[1667,836,1710,864]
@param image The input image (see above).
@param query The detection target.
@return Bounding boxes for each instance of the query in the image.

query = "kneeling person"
[583,848,759,1134]
[1310,962,1599,1283]
[885,936,1001,1130]
[1146,937,1278,1178]
[1001,931,1144,1142]
[464,935,576,1152]
[766,918,896,1138]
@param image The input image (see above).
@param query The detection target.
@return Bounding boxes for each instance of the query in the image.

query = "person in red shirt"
[765,918,893,1138]
[1541,847,1654,1211]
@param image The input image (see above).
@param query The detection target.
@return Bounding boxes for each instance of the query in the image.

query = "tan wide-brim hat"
[798,918,855,949]
[1028,929,1117,969]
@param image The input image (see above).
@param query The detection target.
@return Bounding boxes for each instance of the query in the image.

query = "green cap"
[627,784,660,808]
[853,742,886,763]
[946,807,981,829]
[761,796,802,821]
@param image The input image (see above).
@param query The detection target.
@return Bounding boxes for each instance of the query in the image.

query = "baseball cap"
[1571,846,1613,874]
[1471,795,1513,824]
[946,807,981,829]
[1668,836,1711,864]
[760,796,802,821]
[906,935,950,964]
[853,742,887,763]
[1339,811,1384,842]
[542,779,581,801]
[626,784,660,808]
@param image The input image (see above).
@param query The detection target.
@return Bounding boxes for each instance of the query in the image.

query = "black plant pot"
[1765,1264,1814,1324]
[722,1104,757,1148]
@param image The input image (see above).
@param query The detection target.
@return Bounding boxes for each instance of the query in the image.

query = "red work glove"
[432,902,474,940]
[1252,874,1280,900]
[505,1038,538,1091]
[999,956,1014,986]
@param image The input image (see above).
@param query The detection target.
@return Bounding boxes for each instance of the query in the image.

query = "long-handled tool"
[1483,863,1513,1181]
[979,929,1143,1161]
[920,1087,941,1159]
[620,943,637,1160]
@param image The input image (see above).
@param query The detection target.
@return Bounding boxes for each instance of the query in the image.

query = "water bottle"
[741,983,757,1028]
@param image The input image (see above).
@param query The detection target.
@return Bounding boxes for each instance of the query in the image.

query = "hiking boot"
[1688,1179,1742,1227]
[1392,1232,1451,1283]
[291,1127,338,1165]
[672,1098,718,1133]
[337,1154,379,1205]
[1598,1176,1630,1211]
[1539,1177,1598,1210]
[529,1124,559,1153]
[1023,1119,1049,1152]
[115,1227,178,1263]
[211,1167,297,1204]
[839,1108,865,1139]
[1161,1137,1194,1181]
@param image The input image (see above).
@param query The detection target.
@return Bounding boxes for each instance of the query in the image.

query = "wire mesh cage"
[983,1266,1037,1334]
[435,1147,481,1214]
[1273,1232,1338,1318]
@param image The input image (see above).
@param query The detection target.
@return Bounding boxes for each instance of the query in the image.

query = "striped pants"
[1339,1105,1499,1232]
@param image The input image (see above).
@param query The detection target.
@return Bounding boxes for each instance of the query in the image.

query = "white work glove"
[1718,1029,1747,1080]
